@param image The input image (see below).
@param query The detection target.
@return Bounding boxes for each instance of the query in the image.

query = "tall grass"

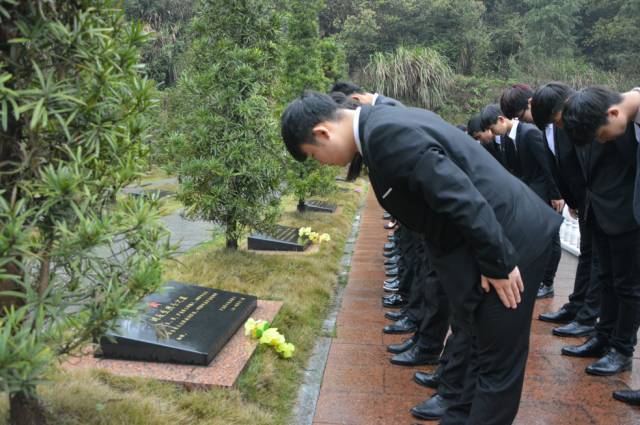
[360,46,454,109]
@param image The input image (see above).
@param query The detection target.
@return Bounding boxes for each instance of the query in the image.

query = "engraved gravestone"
[302,199,337,213]
[99,281,257,365]
[247,224,310,252]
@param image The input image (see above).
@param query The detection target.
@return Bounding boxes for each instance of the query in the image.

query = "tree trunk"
[9,391,47,425]
[226,238,238,250]
[0,263,24,314]
[297,199,306,212]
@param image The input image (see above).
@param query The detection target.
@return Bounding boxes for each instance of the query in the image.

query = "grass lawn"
[0,178,367,425]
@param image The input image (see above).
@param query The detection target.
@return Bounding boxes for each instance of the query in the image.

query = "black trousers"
[541,230,561,287]
[592,214,640,357]
[396,228,419,295]
[562,214,601,325]
[436,316,469,400]
[432,244,550,425]
[415,269,449,352]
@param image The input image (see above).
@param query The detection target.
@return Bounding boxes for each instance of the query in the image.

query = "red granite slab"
[63,300,282,389]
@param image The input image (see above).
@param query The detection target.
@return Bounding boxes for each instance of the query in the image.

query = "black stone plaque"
[302,199,337,213]
[247,224,310,252]
[124,187,175,199]
[99,281,257,365]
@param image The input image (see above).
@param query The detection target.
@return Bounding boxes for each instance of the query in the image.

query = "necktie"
[503,136,519,176]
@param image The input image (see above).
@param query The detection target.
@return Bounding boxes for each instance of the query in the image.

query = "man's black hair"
[467,113,483,136]
[562,86,623,146]
[281,91,341,162]
[480,104,503,130]
[331,81,365,96]
[500,83,533,119]
[330,91,360,109]
[531,82,574,131]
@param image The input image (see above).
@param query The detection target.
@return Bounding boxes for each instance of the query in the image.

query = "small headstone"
[302,200,337,214]
[247,224,310,252]
[99,281,257,365]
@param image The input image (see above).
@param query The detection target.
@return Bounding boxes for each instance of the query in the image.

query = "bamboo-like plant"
[0,2,172,423]
[361,46,454,110]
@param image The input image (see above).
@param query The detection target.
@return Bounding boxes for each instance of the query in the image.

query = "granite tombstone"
[99,281,257,365]
[301,199,337,213]
[247,224,310,252]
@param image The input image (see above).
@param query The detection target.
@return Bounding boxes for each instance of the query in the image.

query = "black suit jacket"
[511,122,561,202]
[358,105,562,279]
[543,126,585,210]
[574,122,638,235]
[375,94,404,107]
[480,139,505,166]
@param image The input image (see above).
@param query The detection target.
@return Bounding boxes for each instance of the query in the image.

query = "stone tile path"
[313,188,640,425]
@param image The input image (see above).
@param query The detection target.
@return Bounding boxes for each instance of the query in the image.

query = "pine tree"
[0,1,171,423]
[166,0,285,249]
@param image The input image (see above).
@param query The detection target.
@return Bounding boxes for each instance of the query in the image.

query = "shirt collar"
[371,93,380,106]
[632,88,640,143]
[545,124,556,155]
[508,119,519,141]
[353,107,363,154]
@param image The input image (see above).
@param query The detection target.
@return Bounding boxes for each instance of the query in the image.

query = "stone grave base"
[63,300,282,389]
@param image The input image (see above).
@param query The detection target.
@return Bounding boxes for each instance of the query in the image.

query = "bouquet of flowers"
[298,227,331,245]
[244,318,295,358]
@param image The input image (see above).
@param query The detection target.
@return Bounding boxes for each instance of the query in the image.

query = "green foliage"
[0,0,172,419]
[282,0,341,207]
[123,0,196,87]
[361,46,454,109]
[165,0,285,249]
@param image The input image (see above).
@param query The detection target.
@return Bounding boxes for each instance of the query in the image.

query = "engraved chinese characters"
[99,281,257,365]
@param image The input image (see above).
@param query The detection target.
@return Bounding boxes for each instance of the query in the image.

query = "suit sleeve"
[407,145,518,279]
[528,130,561,200]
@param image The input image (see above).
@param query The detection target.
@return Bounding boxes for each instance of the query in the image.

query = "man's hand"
[481,267,524,309]
[550,199,565,213]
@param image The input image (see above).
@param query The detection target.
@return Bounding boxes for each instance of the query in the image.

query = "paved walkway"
[313,188,640,425]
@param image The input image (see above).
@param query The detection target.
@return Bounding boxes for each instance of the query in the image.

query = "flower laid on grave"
[298,227,331,245]
[244,318,295,359]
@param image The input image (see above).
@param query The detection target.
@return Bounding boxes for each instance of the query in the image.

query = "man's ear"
[607,106,620,119]
[349,93,365,104]
[311,124,330,142]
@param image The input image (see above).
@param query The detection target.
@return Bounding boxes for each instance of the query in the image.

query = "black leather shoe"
[384,255,400,266]
[384,221,397,230]
[414,371,440,389]
[410,394,455,420]
[553,321,595,338]
[613,389,640,406]
[385,262,398,271]
[384,317,417,334]
[537,283,554,299]
[539,307,575,324]
[390,345,440,366]
[387,234,395,241]
[385,310,405,321]
[383,282,399,293]
[383,212,392,220]
[387,336,416,354]
[383,242,396,251]
[385,267,398,277]
[382,283,400,292]
[382,293,407,308]
[384,277,399,285]
[383,250,399,258]
[562,336,608,358]
[586,348,632,376]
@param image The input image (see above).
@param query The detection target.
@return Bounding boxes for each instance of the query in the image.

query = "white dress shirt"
[353,107,363,154]
[545,124,556,156]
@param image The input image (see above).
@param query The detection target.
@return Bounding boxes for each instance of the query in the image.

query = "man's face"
[472,129,494,144]
[515,99,533,123]
[489,117,509,137]
[299,121,354,166]
[595,107,628,142]
[552,111,563,128]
